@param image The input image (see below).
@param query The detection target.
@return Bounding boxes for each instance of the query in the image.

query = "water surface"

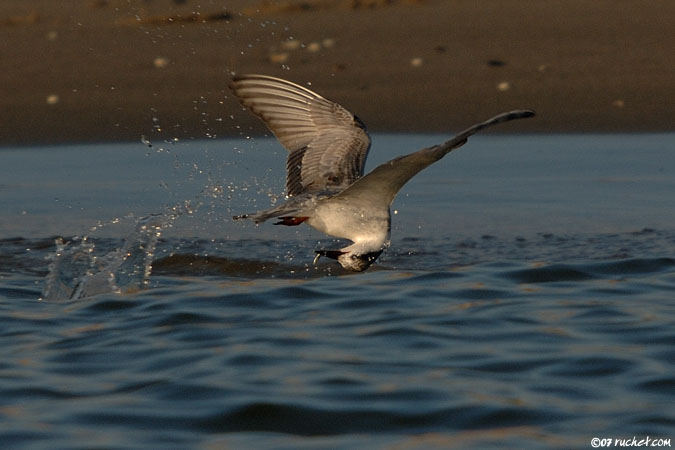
[1,134,673,449]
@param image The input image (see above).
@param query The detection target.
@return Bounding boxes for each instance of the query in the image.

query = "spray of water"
[40,127,211,301]
[40,207,190,301]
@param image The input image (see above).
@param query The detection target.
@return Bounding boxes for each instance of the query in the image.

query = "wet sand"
[1,0,673,146]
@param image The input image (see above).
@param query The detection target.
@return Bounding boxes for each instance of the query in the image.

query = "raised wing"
[229,75,371,197]
[334,110,535,207]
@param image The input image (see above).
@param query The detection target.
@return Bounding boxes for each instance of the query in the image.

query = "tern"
[230,74,534,271]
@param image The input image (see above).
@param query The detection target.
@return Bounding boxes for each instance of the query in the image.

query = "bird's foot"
[313,249,346,265]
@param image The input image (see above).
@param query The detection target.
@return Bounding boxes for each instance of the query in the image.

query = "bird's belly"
[307,201,390,243]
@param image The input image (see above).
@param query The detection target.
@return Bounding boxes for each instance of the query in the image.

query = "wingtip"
[511,109,536,119]
[229,73,259,89]
[498,109,535,124]
[230,74,280,84]
[230,73,253,82]
[229,74,250,88]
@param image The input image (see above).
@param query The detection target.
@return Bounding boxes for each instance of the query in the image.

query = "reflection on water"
[0,134,673,448]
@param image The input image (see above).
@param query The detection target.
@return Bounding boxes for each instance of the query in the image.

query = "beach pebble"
[322,38,336,48]
[497,81,511,91]
[331,62,347,72]
[306,42,321,53]
[269,52,290,64]
[280,40,301,51]
[410,57,423,67]
[46,94,60,105]
[153,57,169,68]
[487,59,507,67]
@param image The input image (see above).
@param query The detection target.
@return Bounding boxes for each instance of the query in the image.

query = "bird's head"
[314,249,383,272]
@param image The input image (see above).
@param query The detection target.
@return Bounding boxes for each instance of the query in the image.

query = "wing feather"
[334,110,535,207]
[230,74,371,196]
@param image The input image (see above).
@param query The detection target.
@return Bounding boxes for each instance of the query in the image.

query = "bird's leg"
[274,216,309,226]
[313,249,346,265]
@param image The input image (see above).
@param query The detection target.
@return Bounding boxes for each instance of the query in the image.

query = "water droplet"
[141,135,152,147]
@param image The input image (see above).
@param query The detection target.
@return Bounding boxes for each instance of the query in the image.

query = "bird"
[229,74,534,271]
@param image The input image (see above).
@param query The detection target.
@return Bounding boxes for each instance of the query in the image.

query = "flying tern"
[230,74,534,271]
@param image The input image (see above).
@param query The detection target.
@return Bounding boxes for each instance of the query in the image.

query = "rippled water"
[1,135,674,449]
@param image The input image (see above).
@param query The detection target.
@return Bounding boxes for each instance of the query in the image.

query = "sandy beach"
[1,0,673,146]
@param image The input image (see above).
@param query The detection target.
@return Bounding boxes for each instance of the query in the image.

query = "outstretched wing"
[229,75,371,197]
[333,110,535,207]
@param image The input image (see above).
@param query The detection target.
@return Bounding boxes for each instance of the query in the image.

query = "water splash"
[38,129,255,301]
[36,131,293,300]
[40,211,183,301]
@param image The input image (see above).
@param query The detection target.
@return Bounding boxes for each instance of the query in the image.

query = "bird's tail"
[233,195,311,224]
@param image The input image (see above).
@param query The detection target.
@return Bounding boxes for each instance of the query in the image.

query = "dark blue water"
[1,135,674,449]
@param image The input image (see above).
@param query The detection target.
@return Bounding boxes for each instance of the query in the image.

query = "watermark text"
[591,437,671,448]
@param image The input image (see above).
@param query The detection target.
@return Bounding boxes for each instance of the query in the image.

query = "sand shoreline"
[1,0,673,146]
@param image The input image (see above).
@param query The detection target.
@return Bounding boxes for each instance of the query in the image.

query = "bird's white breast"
[306,197,390,247]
